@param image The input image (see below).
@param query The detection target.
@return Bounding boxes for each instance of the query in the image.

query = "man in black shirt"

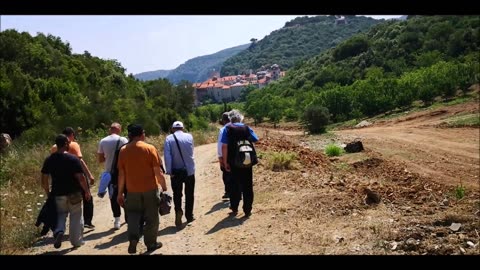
[41,134,92,249]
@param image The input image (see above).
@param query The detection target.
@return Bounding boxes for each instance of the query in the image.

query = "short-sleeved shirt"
[220,123,259,144]
[51,141,82,158]
[117,141,160,193]
[41,153,84,196]
[97,134,129,172]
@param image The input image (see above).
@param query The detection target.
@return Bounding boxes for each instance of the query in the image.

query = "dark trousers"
[82,180,94,225]
[110,184,121,218]
[230,167,253,214]
[221,168,231,195]
[125,189,160,247]
[171,174,195,220]
[116,186,144,233]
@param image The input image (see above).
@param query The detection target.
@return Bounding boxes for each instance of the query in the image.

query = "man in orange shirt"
[117,124,167,254]
[51,127,96,228]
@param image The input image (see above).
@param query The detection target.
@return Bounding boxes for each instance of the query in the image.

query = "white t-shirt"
[97,134,129,172]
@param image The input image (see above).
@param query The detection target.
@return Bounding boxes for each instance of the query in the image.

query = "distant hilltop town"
[193,64,285,105]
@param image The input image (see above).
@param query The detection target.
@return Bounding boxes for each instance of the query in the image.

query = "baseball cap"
[172,121,184,128]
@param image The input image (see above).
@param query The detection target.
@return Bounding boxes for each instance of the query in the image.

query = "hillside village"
[193,64,285,105]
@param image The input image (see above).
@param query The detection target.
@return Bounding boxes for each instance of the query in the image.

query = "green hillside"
[220,15,380,76]
[0,30,199,141]
[243,16,479,129]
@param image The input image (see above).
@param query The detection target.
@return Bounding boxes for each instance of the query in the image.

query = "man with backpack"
[164,121,196,228]
[97,122,128,230]
[221,110,259,217]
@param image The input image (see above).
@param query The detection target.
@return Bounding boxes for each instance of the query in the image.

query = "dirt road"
[337,102,479,189]
[29,143,247,255]
[26,100,479,255]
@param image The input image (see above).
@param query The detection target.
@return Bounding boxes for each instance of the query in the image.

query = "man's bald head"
[110,122,122,134]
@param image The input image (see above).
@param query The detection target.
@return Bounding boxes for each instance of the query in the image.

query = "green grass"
[429,94,476,110]
[455,184,466,200]
[327,119,360,130]
[443,114,480,127]
[324,144,344,157]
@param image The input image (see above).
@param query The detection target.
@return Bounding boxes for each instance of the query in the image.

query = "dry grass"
[0,129,218,254]
[262,151,299,171]
[1,143,56,254]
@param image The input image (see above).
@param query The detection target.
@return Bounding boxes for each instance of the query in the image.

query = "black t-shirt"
[41,152,84,196]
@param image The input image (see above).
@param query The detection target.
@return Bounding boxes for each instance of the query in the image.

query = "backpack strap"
[173,133,186,168]
[109,139,121,173]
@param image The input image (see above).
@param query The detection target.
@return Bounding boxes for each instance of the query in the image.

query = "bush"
[301,105,330,134]
[284,108,298,122]
[455,184,466,199]
[324,143,344,157]
[265,151,298,171]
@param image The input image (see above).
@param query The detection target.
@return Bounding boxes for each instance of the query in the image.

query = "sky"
[2,15,401,75]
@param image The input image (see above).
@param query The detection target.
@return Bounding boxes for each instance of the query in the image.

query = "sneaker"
[147,242,163,252]
[114,217,121,230]
[128,239,138,254]
[84,223,95,229]
[222,193,230,200]
[175,211,183,228]
[244,212,252,218]
[53,231,64,249]
[186,217,195,223]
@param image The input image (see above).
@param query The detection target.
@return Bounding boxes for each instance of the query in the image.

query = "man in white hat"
[164,121,196,228]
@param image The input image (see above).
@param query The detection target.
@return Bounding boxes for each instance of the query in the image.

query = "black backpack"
[227,125,258,169]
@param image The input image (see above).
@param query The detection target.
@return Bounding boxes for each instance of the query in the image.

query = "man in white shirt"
[97,122,129,229]
[217,112,231,200]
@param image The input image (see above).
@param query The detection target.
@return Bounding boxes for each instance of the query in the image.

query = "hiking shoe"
[229,207,238,216]
[53,231,64,249]
[175,211,183,228]
[84,223,95,229]
[147,242,163,252]
[114,217,121,230]
[40,225,49,236]
[128,239,138,254]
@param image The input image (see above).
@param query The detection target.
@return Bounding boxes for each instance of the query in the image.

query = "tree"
[301,105,330,134]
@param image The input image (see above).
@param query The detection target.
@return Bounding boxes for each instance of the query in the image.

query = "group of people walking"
[39,109,258,254]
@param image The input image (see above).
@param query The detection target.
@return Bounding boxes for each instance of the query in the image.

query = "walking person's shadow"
[94,230,128,250]
[205,214,248,235]
[204,201,230,215]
